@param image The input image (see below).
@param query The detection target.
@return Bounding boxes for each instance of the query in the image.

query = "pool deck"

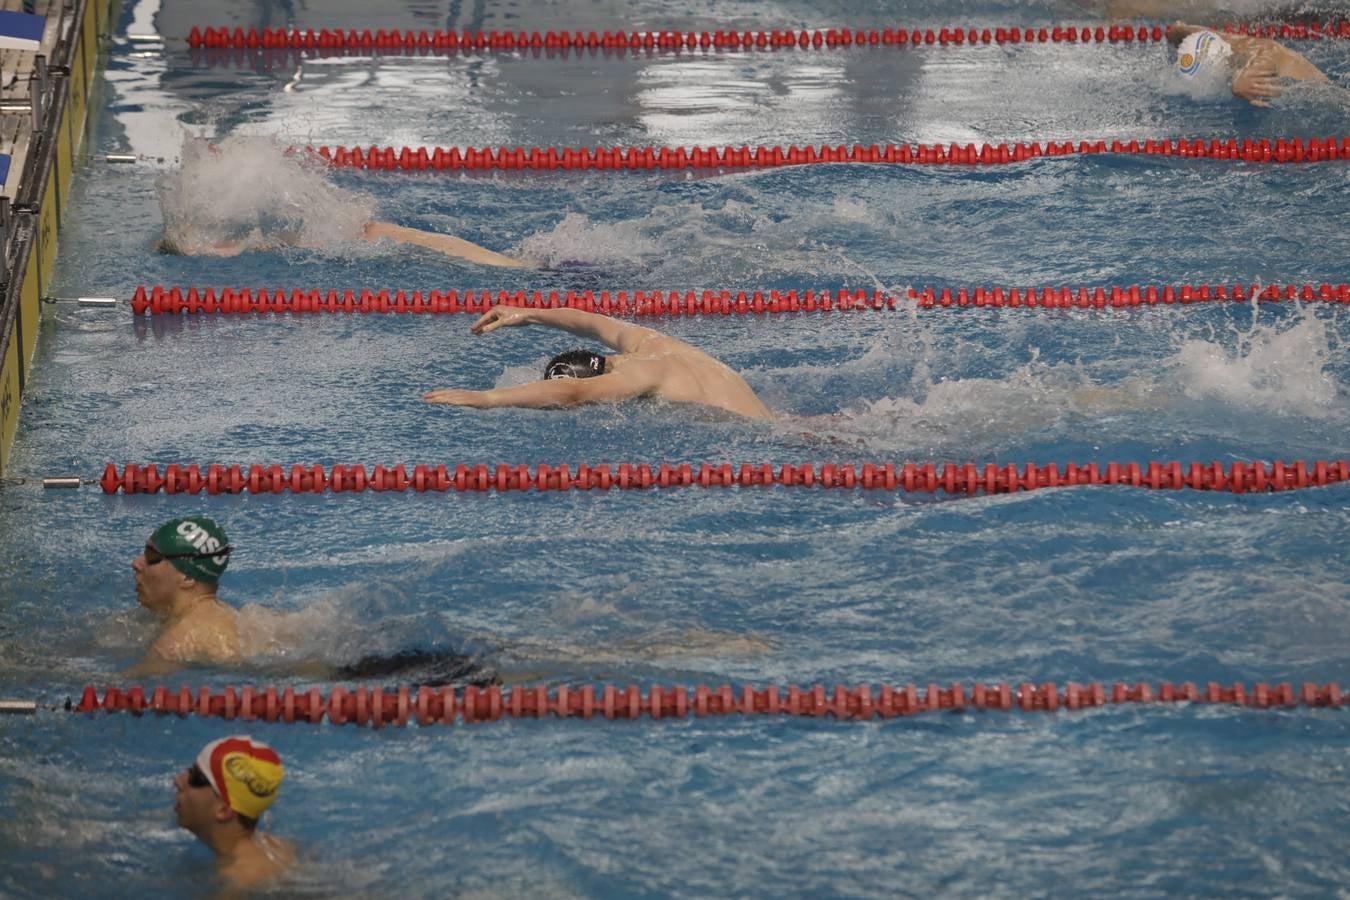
[0,0,113,479]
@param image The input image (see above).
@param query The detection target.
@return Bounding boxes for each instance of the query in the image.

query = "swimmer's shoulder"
[619,329,684,360]
[221,835,295,888]
[156,604,241,663]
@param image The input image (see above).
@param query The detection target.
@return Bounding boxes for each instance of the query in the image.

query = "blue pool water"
[1,0,1348,896]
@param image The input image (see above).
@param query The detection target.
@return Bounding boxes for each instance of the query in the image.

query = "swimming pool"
[1,0,1348,895]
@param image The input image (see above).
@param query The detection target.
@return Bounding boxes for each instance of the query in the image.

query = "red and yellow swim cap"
[195,736,284,820]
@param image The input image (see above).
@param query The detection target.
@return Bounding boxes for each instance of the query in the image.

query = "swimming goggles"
[186,764,213,791]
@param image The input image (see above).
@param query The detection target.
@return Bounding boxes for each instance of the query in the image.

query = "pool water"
[1,0,1348,896]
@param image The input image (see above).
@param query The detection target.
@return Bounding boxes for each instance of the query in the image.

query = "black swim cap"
[544,349,606,380]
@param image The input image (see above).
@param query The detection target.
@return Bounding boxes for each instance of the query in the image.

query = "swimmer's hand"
[1232,52,1282,107]
[424,388,494,407]
[470,307,533,334]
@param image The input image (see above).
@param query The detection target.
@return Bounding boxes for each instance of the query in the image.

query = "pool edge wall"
[0,0,117,479]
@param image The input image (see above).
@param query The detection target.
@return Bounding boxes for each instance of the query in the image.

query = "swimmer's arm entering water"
[425,369,661,409]
[468,306,659,353]
[361,221,529,268]
[1231,51,1283,106]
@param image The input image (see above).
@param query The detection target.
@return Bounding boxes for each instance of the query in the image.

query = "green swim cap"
[149,516,231,584]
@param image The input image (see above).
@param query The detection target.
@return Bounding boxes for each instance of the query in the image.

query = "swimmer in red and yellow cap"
[174,735,295,888]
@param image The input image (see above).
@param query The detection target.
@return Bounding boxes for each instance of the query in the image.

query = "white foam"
[1168,308,1342,416]
[156,134,377,255]
[1160,58,1232,102]
[495,359,552,389]
[820,362,1167,453]
[516,211,659,268]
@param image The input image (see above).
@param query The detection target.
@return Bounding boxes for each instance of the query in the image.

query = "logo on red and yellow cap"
[196,736,284,820]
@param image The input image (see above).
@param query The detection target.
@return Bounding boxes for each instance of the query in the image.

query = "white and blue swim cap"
[1176,30,1233,79]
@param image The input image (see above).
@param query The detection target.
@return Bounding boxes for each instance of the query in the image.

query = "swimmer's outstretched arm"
[425,370,660,409]
[361,221,530,268]
[468,306,659,353]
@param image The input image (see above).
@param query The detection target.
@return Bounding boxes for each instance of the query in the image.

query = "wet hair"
[544,348,606,380]
[154,233,186,255]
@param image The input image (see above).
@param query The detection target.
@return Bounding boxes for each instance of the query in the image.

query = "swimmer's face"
[174,763,220,836]
[133,540,184,612]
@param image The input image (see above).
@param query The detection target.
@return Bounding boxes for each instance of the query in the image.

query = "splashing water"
[156,135,377,255]
[517,210,660,268]
[807,361,1167,455]
[1169,308,1342,416]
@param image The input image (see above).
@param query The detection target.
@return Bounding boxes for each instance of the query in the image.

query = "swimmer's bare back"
[610,336,774,420]
[123,599,243,677]
[424,306,774,419]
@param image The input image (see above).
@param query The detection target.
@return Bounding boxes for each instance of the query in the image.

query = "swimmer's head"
[153,233,187,255]
[544,348,607,380]
[1176,30,1233,80]
[148,516,231,584]
[194,735,284,823]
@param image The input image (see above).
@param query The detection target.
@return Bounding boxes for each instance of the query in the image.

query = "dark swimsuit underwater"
[333,648,499,687]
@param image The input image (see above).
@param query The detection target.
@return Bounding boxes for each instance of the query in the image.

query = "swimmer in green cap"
[129,517,494,682]
[131,516,241,673]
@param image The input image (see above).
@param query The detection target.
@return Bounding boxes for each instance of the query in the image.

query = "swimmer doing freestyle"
[154,136,529,267]
[1166,21,1330,105]
[424,306,774,420]
[158,219,528,268]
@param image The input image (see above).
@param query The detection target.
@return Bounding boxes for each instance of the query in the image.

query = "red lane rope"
[75,680,1348,727]
[912,283,1350,308]
[98,460,1350,497]
[130,283,1350,316]
[131,286,895,315]
[186,22,1350,53]
[302,138,1350,171]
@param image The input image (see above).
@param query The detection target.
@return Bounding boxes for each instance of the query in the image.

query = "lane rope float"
[183,21,1349,54]
[115,282,1350,316]
[95,460,1350,497]
[72,680,1350,728]
[300,137,1350,171]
